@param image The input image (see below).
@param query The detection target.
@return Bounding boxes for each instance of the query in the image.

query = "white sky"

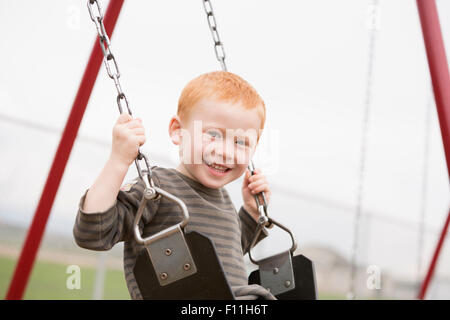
[0,0,449,293]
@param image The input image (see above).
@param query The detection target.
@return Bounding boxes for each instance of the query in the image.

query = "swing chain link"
[202,0,227,71]
[87,0,155,190]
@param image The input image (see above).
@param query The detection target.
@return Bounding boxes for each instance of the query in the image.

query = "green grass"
[1,255,351,300]
[0,256,130,300]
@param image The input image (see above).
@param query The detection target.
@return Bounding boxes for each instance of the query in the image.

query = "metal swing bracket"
[133,180,197,287]
[256,250,295,296]
[248,212,298,296]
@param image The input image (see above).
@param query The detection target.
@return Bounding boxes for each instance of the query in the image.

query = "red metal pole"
[418,210,450,299]
[5,0,125,300]
[416,0,450,300]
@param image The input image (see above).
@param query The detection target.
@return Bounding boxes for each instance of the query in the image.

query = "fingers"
[126,118,143,129]
[135,134,146,146]
[117,113,133,124]
[131,126,146,146]
[248,180,268,194]
[246,168,269,194]
[247,168,262,183]
[131,127,145,136]
[247,169,266,183]
[116,114,143,128]
[114,115,146,144]
[243,168,251,184]
[131,126,146,147]
[244,167,260,181]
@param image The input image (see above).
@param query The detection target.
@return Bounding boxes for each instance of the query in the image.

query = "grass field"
[0,256,130,300]
[1,255,345,300]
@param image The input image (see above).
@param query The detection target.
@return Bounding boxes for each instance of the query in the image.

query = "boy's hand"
[110,113,146,168]
[242,168,271,221]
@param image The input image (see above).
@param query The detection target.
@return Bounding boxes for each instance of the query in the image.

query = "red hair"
[177,71,266,131]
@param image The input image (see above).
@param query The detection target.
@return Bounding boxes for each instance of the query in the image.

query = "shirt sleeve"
[73,177,160,251]
[238,206,269,255]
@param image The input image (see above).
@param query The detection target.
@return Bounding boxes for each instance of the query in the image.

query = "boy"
[73,71,275,300]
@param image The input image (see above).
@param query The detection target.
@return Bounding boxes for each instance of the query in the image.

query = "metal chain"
[348,0,380,300]
[201,0,271,226]
[202,0,227,71]
[87,0,155,191]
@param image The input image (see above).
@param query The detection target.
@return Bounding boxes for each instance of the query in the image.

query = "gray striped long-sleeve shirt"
[73,166,275,300]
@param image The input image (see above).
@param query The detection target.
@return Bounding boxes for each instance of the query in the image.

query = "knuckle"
[120,113,131,122]
[114,127,125,138]
[125,132,134,142]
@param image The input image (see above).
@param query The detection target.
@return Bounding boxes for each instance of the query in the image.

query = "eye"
[206,129,222,139]
[235,137,248,147]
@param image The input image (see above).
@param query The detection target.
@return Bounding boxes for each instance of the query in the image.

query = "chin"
[201,163,236,188]
[203,181,222,189]
[198,174,224,189]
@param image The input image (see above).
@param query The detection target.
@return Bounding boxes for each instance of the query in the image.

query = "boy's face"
[170,98,262,189]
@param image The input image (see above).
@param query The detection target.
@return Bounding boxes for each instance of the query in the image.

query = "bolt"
[258,216,268,226]
[160,272,168,280]
[183,263,191,271]
[285,280,291,288]
[165,249,172,256]
[273,268,279,275]
[144,188,155,199]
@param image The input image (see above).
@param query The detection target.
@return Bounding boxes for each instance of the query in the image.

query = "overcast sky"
[1,0,450,292]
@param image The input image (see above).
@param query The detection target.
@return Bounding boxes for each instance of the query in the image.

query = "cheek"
[234,163,249,177]
[201,139,218,160]
[194,137,204,153]
[235,147,251,165]
[180,134,205,165]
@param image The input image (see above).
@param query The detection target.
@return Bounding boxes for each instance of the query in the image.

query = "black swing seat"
[133,230,235,300]
[132,187,317,301]
[134,230,318,300]
[248,252,318,300]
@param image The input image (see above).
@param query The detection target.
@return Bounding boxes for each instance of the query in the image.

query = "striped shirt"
[73,166,275,300]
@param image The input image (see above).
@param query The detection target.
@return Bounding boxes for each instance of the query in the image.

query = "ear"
[168,115,182,145]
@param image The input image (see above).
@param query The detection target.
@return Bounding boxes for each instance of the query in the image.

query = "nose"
[212,140,234,165]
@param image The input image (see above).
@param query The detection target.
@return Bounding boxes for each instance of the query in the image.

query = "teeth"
[206,162,228,172]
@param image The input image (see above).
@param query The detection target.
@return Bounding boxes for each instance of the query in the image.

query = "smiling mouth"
[204,161,231,174]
